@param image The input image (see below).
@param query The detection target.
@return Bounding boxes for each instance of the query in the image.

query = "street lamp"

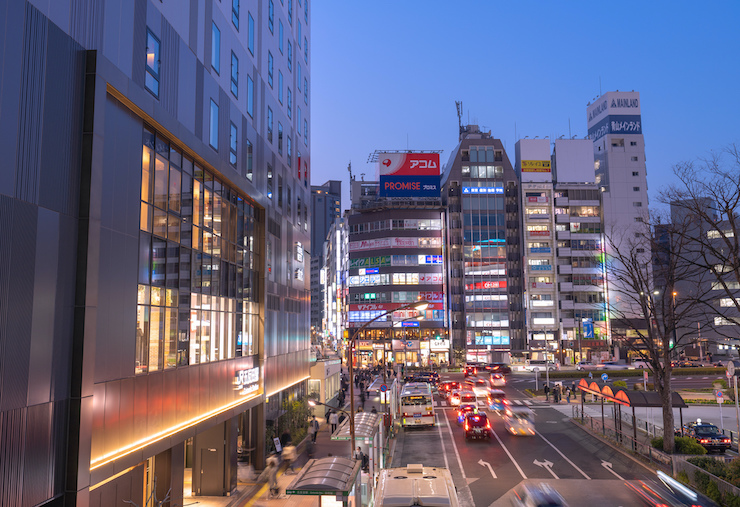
[348,300,429,452]
[307,399,352,457]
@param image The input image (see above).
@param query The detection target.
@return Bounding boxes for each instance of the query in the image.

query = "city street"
[391,371,670,506]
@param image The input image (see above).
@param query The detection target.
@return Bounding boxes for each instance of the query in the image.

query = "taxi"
[486,389,508,411]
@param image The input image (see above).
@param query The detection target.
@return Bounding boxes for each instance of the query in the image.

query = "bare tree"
[661,145,740,341]
[604,215,711,453]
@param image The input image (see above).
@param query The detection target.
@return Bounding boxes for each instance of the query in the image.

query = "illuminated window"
[145,28,160,97]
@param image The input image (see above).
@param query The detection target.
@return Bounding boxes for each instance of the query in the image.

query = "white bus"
[375,464,459,507]
[399,383,435,427]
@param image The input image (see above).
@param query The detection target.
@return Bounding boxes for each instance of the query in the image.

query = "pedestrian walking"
[308,416,319,443]
[329,411,339,433]
[543,384,550,401]
[266,453,279,496]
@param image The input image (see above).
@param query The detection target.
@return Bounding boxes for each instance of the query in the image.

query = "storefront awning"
[286,456,361,496]
[332,412,382,440]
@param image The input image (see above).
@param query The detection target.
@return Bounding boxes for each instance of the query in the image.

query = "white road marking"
[441,405,467,479]
[491,429,527,479]
[478,459,497,479]
[601,460,625,480]
[533,459,558,479]
[536,432,591,479]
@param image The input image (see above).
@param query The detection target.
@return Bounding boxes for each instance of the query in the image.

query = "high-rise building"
[0,1,310,505]
[442,126,524,361]
[323,215,348,350]
[345,153,449,367]
[310,180,342,332]
[588,91,650,325]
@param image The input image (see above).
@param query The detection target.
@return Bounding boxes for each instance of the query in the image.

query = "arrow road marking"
[536,432,591,479]
[533,459,559,479]
[478,459,497,479]
[601,460,625,480]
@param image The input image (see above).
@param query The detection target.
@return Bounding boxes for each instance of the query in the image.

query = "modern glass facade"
[136,128,261,374]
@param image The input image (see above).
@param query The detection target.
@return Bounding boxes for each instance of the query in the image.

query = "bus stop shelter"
[576,378,688,446]
[286,456,362,506]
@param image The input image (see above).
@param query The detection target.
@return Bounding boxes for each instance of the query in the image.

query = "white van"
[504,406,535,436]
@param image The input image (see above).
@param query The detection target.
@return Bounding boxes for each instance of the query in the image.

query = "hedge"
[540,367,726,379]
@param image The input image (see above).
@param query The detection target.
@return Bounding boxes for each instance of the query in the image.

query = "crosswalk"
[434,399,540,408]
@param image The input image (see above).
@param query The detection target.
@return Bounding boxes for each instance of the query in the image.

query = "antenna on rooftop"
[348,161,354,181]
[455,101,463,134]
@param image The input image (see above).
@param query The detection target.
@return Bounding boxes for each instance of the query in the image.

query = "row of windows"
[463,229,505,243]
[462,213,505,227]
[348,254,443,269]
[554,206,600,217]
[349,219,443,234]
[465,312,509,328]
[348,273,444,287]
[141,129,259,264]
[135,285,259,374]
[461,165,505,179]
[348,310,443,322]
[463,245,506,261]
[464,147,504,163]
[554,189,600,201]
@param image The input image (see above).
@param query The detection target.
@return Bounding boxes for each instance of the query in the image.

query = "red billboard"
[377,153,440,176]
[465,281,507,290]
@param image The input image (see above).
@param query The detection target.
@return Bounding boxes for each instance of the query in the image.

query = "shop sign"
[430,339,450,350]
[235,367,260,395]
[357,340,373,349]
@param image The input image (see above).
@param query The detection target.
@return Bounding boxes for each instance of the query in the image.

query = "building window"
[635,217,643,222]
[298,21,302,47]
[230,52,238,97]
[145,29,161,98]
[304,0,308,23]
[297,107,301,132]
[287,88,292,119]
[287,40,292,71]
[297,63,301,89]
[278,71,283,104]
[304,77,308,104]
[246,139,253,180]
[278,175,283,207]
[288,0,293,24]
[633,186,640,191]
[229,123,238,166]
[268,51,273,87]
[630,141,637,146]
[247,75,254,117]
[633,202,642,207]
[268,0,274,33]
[278,122,283,154]
[636,248,645,253]
[209,100,219,149]
[632,171,639,176]
[279,20,284,54]
[211,22,220,74]
[267,107,273,143]
[304,36,308,62]
[287,186,292,215]
[267,165,273,198]
[304,119,308,145]
[631,156,638,161]
[232,0,239,30]
[287,136,292,167]
[248,12,255,54]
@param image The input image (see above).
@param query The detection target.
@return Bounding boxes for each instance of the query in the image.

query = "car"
[463,411,492,440]
[486,389,508,411]
[595,361,633,370]
[458,389,477,406]
[456,403,478,424]
[490,373,506,387]
[438,381,460,398]
[575,360,595,371]
[484,362,512,375]
[672,360,699,368]
[413,371,440,385]
[504,406,535,436]
[512,483,568,507]
[627,471,719,507]
[464,377,490,397]
[464,362,483,377]
[682,421,731,453]
[449,389,462,406]
[520,360,557,372]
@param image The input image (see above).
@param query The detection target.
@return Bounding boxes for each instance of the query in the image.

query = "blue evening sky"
[310,1,740,213]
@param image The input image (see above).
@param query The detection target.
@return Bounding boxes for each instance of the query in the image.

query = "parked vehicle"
[520,360,557,372]
[681,421,730,453]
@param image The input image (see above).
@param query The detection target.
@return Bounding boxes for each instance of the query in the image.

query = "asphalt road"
[509,369,729,391]
[391,372,660,506]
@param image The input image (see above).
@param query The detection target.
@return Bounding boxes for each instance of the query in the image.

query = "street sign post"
[728,361,736,377]
[643,370,648,391]
[601,373,609,382]
[717,391,725,431]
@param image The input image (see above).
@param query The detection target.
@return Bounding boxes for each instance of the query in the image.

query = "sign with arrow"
[533,459,558,479]
[478,459,497,479]
[601,460,625,480]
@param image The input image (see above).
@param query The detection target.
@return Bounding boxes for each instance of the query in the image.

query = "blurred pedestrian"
[282,444,297,474]
[329,411,339,433]
[266,453,279,492]
[308,416,319,443]
[371,406,377,413]
[359,390,366,407]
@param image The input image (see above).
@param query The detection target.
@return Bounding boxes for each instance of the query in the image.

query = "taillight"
[486,421,491,429]
[503,399,510,405]
[464,422,469,431]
